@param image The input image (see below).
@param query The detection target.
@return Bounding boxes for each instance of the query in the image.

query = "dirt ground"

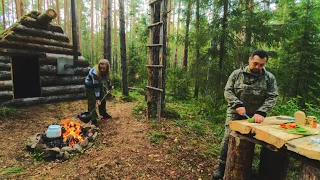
[0,100,216,179]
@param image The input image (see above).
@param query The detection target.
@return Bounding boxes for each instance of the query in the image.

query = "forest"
[0,0,320,179]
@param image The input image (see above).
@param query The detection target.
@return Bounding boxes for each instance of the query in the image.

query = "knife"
[243,112,250,119]
[276,117,295,120]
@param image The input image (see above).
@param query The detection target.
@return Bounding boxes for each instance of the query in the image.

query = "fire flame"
[60,120,83,147]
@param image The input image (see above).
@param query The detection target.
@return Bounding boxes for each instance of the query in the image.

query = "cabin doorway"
[11,56,41,99]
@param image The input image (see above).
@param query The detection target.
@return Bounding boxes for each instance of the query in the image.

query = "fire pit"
[26,120,99,160]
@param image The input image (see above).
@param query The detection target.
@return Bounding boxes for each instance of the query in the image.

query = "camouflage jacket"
[224,65,278,119]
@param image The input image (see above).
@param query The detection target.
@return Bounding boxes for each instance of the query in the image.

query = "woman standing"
[85,59,112,126]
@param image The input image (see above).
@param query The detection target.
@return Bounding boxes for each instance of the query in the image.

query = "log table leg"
[258,147,289,180]
[299,164,320,180]
[224,131,255,180]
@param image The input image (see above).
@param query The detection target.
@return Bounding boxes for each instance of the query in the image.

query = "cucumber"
[247,118,255,123]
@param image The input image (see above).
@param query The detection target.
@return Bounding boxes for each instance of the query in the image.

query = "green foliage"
[0,106,16,117]
[1,167,24,175]
[31,151,44,161]
[163,105,181,119]
[166,68,191,100]
[110,73,122,90]
[149,131,167,144]
[132,102,146,119]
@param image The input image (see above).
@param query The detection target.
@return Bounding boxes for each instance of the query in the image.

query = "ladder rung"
[146,65,163,68]
[147,44,163,47]
[148,22,163,28]
[149,0,162,5]
[146,86,163,92]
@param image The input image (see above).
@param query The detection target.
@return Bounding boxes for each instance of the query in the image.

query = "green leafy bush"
[0,106,16,117]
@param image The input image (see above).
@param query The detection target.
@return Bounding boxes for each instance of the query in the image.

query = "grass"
[149,131,167,144]
[1,167,24,175]
[0,105,16,117]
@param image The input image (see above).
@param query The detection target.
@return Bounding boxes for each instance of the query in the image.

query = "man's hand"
[96,100,101,106]
[253,114,264,123]
[236,107,246,115]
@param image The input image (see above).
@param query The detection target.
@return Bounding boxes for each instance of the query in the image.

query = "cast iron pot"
[77,112,92,123]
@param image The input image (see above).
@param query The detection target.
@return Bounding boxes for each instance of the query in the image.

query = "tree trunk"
[64,0,67,32]
[299,164,320,180]
[15,0,21,19]
[90,0,94,65]
[194,0,200,98]
[2,0,6,29]
[107,0,112,64]
[119,0,128,96]
[113,0,118,73]
[77,0,82,52]
[174,0,181,68]
[161,0,168,110]
[224,131,255,180]
[219,0,228,85]
[56,0,60,25]
[38,0,43,12]
[257,147,289,180]
[183,0,192,69]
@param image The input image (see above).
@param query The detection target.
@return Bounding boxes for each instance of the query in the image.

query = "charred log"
[0,40,79,55]
[41,85,85,96]
[0,80,13,90]
[0,91,13,100]
[21,17,63,33]
[0,48,46,57]
[0,62,11,71]
[1,93,85,106]
[6,34,72,48]
[39,65,89,76]
[40,76,85,86]
[0,71,11,80]
[14,25,69,43]
[36,9,57,25]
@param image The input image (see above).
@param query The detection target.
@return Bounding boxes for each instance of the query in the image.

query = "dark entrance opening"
[12,56,41,98]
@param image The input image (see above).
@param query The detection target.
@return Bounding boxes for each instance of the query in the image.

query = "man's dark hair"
[250,49,269,61]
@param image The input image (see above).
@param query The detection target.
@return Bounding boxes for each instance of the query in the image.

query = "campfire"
[26,120,99,159]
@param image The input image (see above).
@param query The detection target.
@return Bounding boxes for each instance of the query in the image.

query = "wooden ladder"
[147,0,165,121]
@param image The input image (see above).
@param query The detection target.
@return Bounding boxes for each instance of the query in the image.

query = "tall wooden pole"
[71,0,78,66]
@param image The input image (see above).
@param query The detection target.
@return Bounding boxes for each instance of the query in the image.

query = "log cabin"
[0,9,89,106]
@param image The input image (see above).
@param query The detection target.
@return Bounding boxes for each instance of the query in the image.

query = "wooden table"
[225,116,320,180]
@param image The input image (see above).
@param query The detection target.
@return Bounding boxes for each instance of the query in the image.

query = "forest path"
[0,100,176,179]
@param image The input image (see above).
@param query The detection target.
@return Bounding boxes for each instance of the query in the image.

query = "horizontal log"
[0,80,13,90]
[41,85,85,96]
[1,93,85,106]
[39,57,89,67]
[0,56,9,63]
[0,62,11,71]
[14,25,69,43]
[6,34,72,48]
[0,40,80,56]
[39,65,89,76]
[0,48,47,58]
[36,9,57,25]
[0,91,13,100]
[45,53,86,61]
[40,76,85,87]
[21,17,64,33]
[0,71,11,80]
